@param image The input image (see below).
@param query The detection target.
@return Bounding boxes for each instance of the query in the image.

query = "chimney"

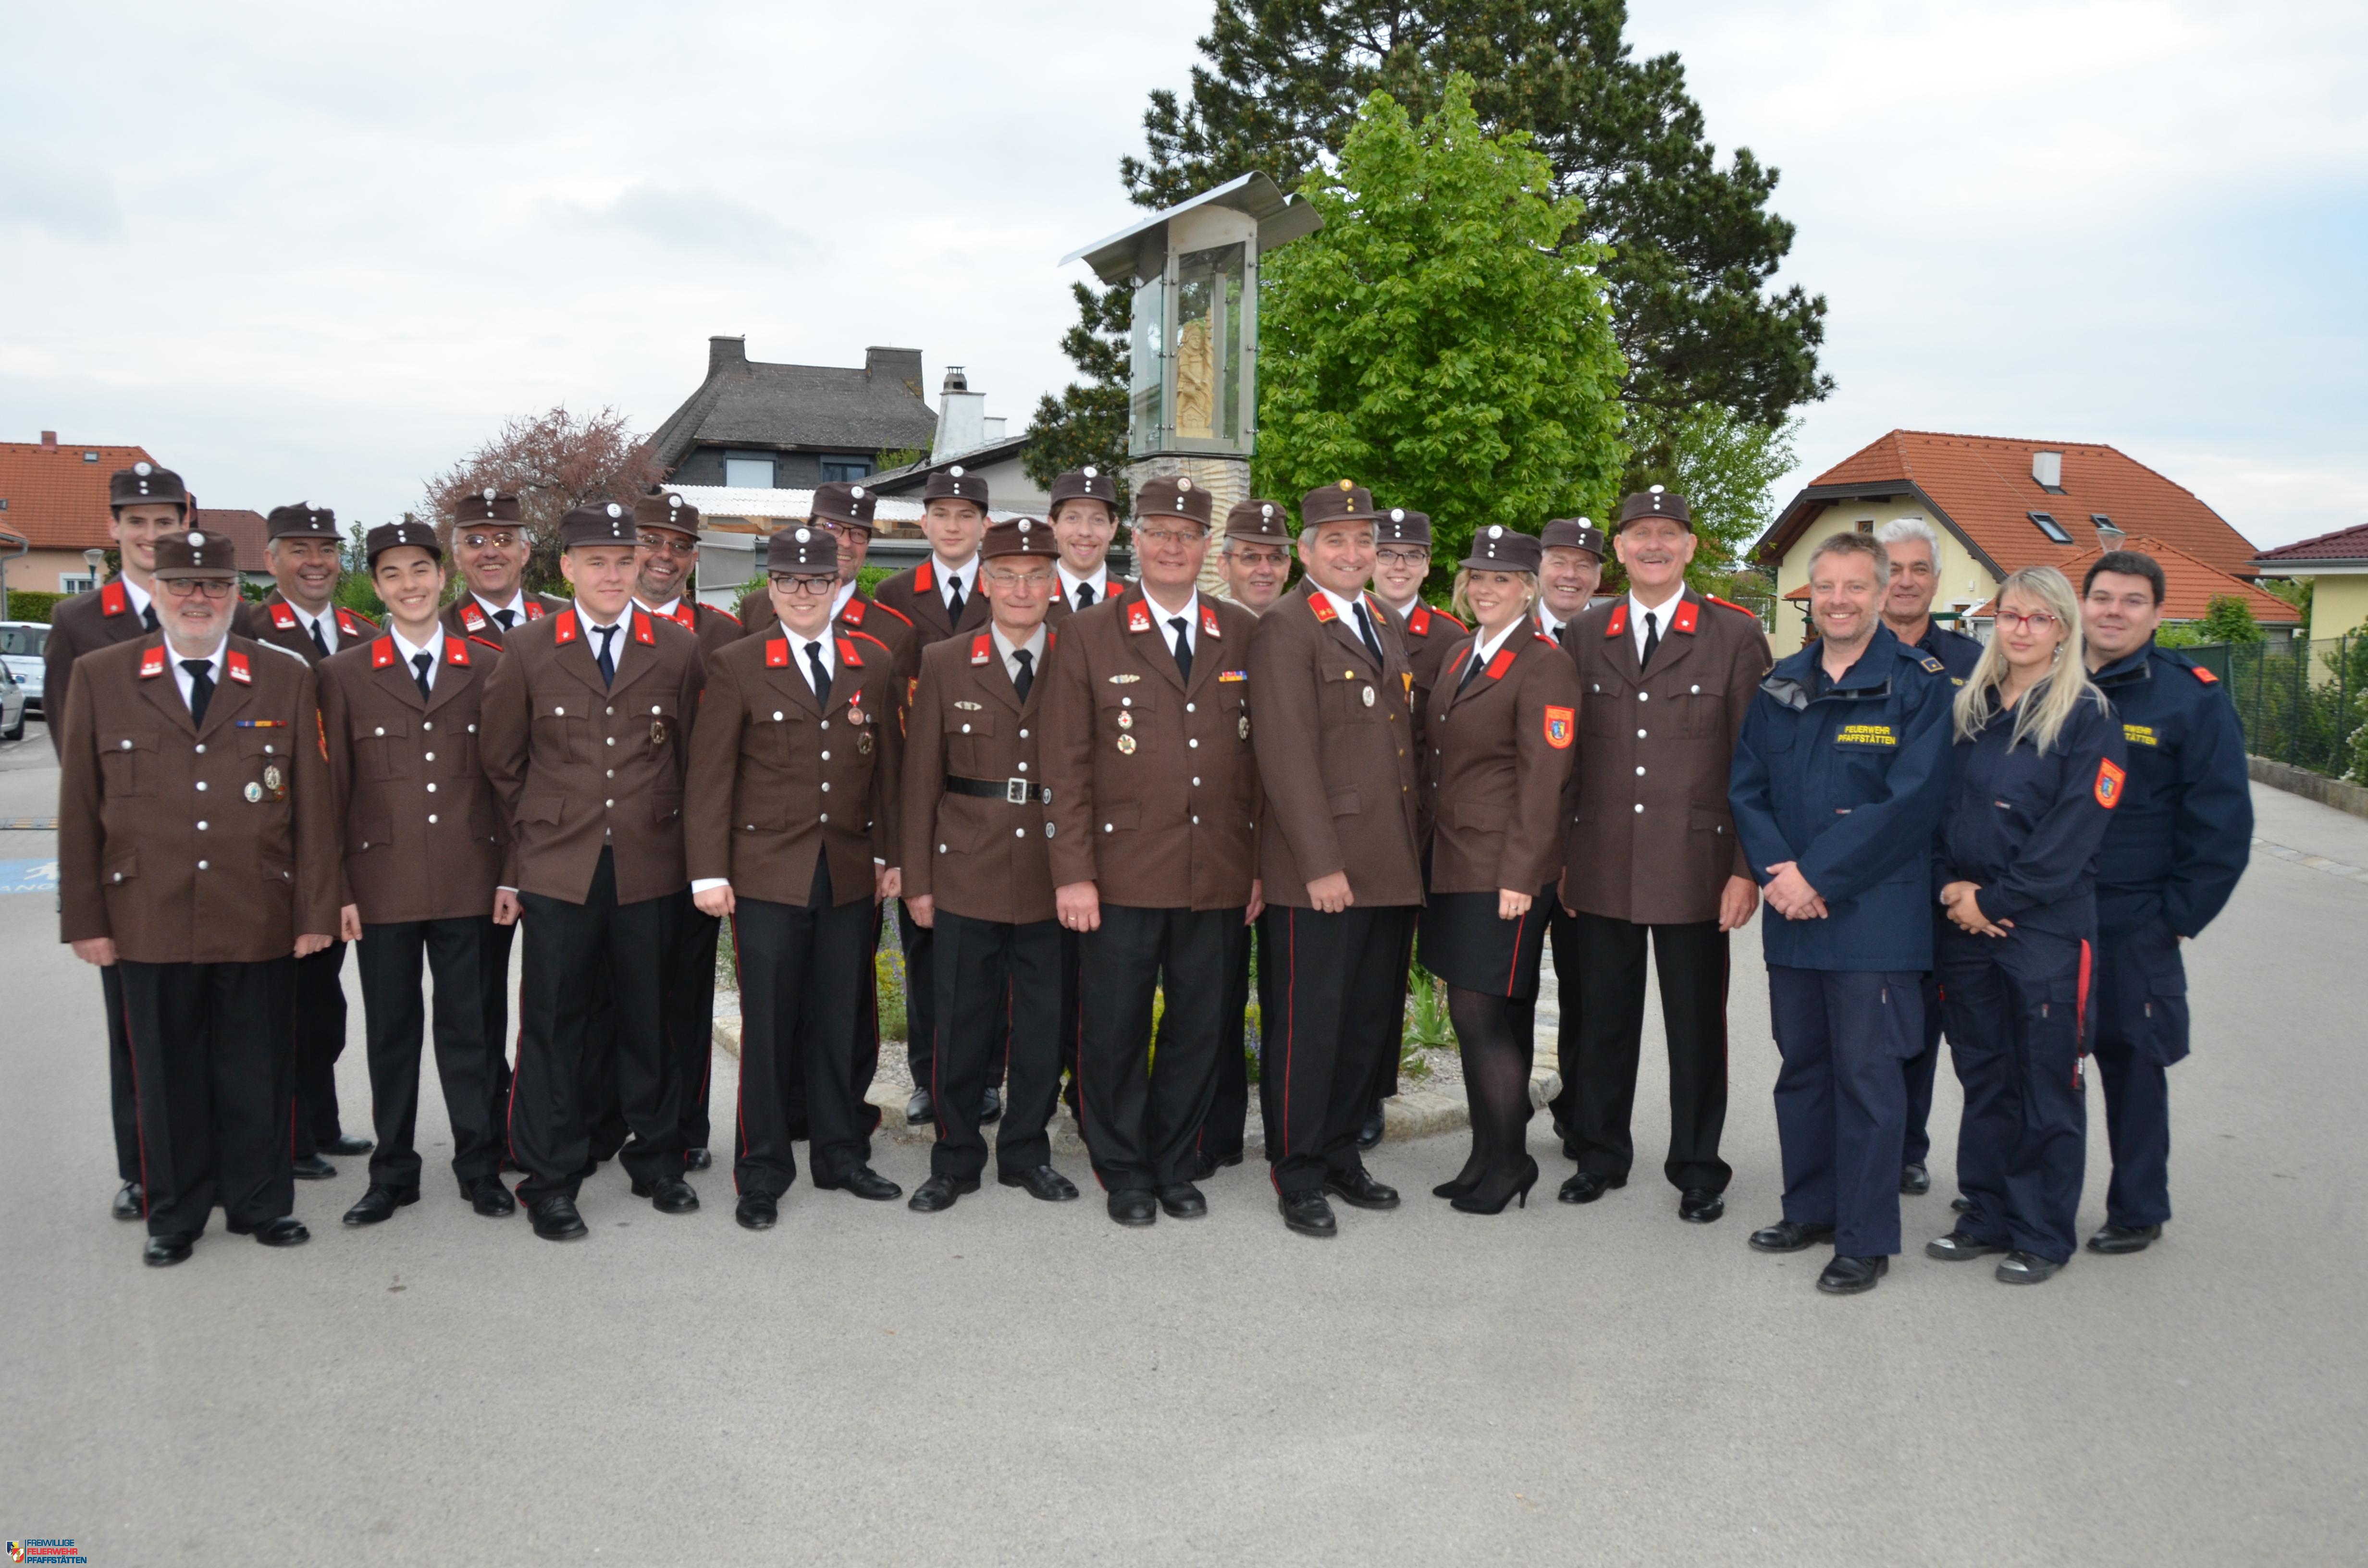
[708,335,748,377]
[40,430,58,452]
[864,346,925,397]
[2031,450,2063,490]
[931,366,987,462]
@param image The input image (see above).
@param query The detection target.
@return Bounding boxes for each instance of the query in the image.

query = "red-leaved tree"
[423,405,663,588]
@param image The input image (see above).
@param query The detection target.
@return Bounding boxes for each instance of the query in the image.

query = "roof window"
[83,451,99,462]
[2028,511,2072,544]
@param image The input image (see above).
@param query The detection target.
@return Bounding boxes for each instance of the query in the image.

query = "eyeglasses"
[768,576,837,597]
[1376,548,1430,568]
[984,569,1054,589]
[1995,609,2060,632]
[160,578,234,599]
[637,533,697,555]
[1133,527,1207,549]
[460,532,521,550]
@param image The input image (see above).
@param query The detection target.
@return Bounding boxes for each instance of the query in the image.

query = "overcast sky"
[3,0,2360,549]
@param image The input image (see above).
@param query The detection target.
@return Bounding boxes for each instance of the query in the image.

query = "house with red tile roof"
[2251,521,2368,640]
[191,508,274,588]
[0,431,166,597]
[1960,536,2297,630]
[1754,429,2272,653]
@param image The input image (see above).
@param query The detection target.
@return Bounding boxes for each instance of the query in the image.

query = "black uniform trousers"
[1900,970,1948,1169]
[1257,903,1414,1197]
[897,901,938,1085]
[2091,920,2186,1230]
[765,900,888,1145]
[356,916,502,1189]
[482,917,517,1116]
[732,858,874,1196]
[1365,910,1420,1115]
[1080,904,1237,1193]
[289,938,351,1154]
[117,956,296,1237]
[666,899,724,1156]
[1543,902,1584,1153]
[930,908,1062,1181]
[1056,926,1084,1122]
[1562,912,1733,1193]
[1938,925,2090,1265]
[1768,967,1921,1258]
[99,963,142,1183]
[509,848,681,1203]
[1196,917,1259,1163]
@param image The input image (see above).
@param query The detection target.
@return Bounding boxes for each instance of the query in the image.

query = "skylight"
[2028,511,2072,544]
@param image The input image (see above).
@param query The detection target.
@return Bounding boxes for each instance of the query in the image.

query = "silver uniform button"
[374,727,385,737]
[605,736,615,746]
[425,783,436,793]
[1188,738,1198,748]
[1184,703,1194,713]
[1634,803,1644,813]
[424,752,434,762]
[195,781,207,791]
[820,750,829,760]
[197,860,208,870]
[194,743,205,753]
[1690,685,1700,694]
[1018,728,1028,739]
[1191,777,1200,786]
[196,820,208,831]
[120,739,132,750]
[1017,761,1027,772]
[605,799,614,808]
[774,711,784,721]
[1637,728,1647,738]
[1638,692,1648,702]
[1015,828,1025,838]
[818,813,826,823]
[820,783,829,792]
[427,814,438,824]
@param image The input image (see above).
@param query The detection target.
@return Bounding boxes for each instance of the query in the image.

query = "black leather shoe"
[113,1181,143,1221]
[291,1153,337,1181]
[1324,1167,1400,1210]
[1357,1105,1385,1150]
[1187,1149,1244,1178]
[979,1086,1003,1125]
[462,1174,516,1217]
[904,1088,934,1126]
[320,1132,374,1156]
[999,1164,1079,1201]
[630,1174,699,1213]
[1925,1230,2007,1262]
[249,1215,310,1248]
[1817,1254,1889,1295]
[1108,1188,1158,1226]
[735,1193,778,1230]
[1951,1194,1972,1214]
[824,1166,902,1202]
[684,1147,713,1171]
[1899,1162,1931,1195]
[1158,1182,1208,1219]
[1278,1190,1337,1237]
[909,1174,978,1212]
[2086,1223,2161,1255]
[143,1231,196,1267]
[1996,1250,2063,1285]
[1679,1188,1725,1224]
[530,1195,588,1241]
[341,1184,419,1226]
[1557,1171,1625,1204]
[1749,1219,1836,1253]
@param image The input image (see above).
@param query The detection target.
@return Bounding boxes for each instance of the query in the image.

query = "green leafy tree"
[1641,403,1800,570]
[2197,594,2265,645]
[1253,78,1628,574]
[1122,0,1829,459]
[1022,282,1133,507]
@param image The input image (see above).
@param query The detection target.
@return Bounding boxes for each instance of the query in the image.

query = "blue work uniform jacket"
[1729,626,1955,971]
[2088,641,2251,936]
[1934,679,2128,941]
[1910,620,1984,685]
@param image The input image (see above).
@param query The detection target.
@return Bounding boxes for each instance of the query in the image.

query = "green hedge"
[1,588,66,624]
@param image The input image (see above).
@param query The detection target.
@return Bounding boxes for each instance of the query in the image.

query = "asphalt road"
[4,734,2364,1566]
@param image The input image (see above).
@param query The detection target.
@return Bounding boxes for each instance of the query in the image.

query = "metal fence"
[2185,634,2365,779]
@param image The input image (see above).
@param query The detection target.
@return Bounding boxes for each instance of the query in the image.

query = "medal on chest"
[1117,734,1137,755]
[261,762,286,799]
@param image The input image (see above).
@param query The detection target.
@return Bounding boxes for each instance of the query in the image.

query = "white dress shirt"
[120,576,155,622]
[389,625,440,693]
[166,636,228,715]
[787,628,837,698]
[935,554,980,614]
[1059,563,1111,610]
[574,601,630,683]
[991,622,1048,687]
[1141,588,1201,656]
[472,590,531,628]
[287,601,342,654]
[1469,617,1523,672]
[1628,587,1684,661]
[1535,604,1570,642]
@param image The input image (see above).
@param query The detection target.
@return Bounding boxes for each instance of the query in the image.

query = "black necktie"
[182,659,214,725]
[1012,647,1035,704]
[1168,616,1193,684]
[1075,582,1095,610]
[805,640,831,708]
[1554,620,1572,650]
[946,572,965,621]
[1456,642,1486,696]
[1640,610,1661,670]
[411,652,433,701]
[593,624,617,686]
[141,602,159,632]
[309,616,332,659]
[494,608,517,630]
[1352,600,1384,666]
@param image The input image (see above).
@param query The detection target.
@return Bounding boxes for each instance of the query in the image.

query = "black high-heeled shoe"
[1451,1157,1540,1215]
[1431,1175,1480,1200]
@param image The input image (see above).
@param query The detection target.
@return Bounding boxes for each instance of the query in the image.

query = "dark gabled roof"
[2253,520,2368,569]
[861,434,1036,494]
[650,340,938,471]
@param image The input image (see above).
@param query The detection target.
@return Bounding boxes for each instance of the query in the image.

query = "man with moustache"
[317,521,518,1225]
[1217,499,1294,617]
[57,528,338,1264]
[440,489,569,644]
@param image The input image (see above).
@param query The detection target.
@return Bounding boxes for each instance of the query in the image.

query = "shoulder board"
[631,611,656,646]
[270,601,299,630]
[1917,653,1946,674]
[969,632,993,665]
[1671,600,1700,635]
[468,635,503,656]
[2191,664,2219,684]
[553,609,579,644]
[1200,602,1221,638]
[913,559,935,594]
[1126,600,1154,634]
[1708,595,1757,617]
[1308,593,1339,625]
[225,649,253,685]
[1406,605,1430,636]
[1534,632,1558,646]
[445,636,473,667]
[849,629,893,657]
[707,604,740,627]
[836,636,863,667]
[371,636,398,670]
[1486,645,1518,681]
[1604,603,1628,638]
[460,602,488,631]
[765,638,790,668]
[1433,608,1468,633]
[138,645,166,678]
[867,598,912,627]
[101,580,131,617]
[258,639,309,666]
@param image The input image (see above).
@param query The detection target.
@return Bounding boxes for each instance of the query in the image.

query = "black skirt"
[1418,885,1555,1000]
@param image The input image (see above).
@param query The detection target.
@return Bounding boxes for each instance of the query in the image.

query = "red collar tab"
[1308,592,1338,625]
[225,650,253,685]
[138,644,166,678]
[837,636,863,668]
[765,638,790,668]
[335,608,365,637]
[631,611,656,646]
[1486,645,1519,680]
[970,632,993,665]
[1200,604,1221,638]
[270,601,299,630]
[460,603,488,630]
[914,560,936,594]
[371,636,398,670]
[840,598,867,626]
[1126,600,1154,634]
[1672,600,1700,636]
[667,603,696,631]
[101,581,131,617]
[523,600,545,621]
[1445,646,1470,682]
[553,609,580,644]
[1604,603,1628,638]
[444,636,471,667]
[1407,606,1431,636]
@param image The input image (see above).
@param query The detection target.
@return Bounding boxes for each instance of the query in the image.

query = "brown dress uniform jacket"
[1247,581,1423,909]
[871,558,991,698]
[1562,587,1771,925]
[1383,600,1468,716]
[739,586,917,674]
[237,591,378,665]
[1421,628,1582,894]
[317,631,508,924]
[685,626,903,908]
[478,606,705,906]
[440,591,568,647]
[902,628,1059,925]
[58,633,340,962]
[42,578,154,757]
[1039,589,1261,912]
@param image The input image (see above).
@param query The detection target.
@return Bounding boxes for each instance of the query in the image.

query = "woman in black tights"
[1415,527,1583,1213]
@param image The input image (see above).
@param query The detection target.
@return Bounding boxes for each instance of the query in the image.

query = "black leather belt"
[946,775,1050,805]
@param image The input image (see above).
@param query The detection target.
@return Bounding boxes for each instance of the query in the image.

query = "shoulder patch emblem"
[2191,665,2219,684]
[1200,603,1221,638]
[1920,654,1946,674]
[2095,758,2126,809]
[631,611,656,646]
[913,560,935,594]
[1544,705,1575,750]
[523,600,546,621]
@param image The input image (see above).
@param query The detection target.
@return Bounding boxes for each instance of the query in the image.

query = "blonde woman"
[1418,527,1580,1213]
[1924,566,2127,1285]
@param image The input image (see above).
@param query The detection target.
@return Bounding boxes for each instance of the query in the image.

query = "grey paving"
[3,761,2364,1566]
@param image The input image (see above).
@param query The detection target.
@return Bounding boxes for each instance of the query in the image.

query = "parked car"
[0,622,47,717]
[0,658,25,741]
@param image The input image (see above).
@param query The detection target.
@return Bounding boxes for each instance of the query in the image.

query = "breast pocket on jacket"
[356,714,409,780]
[1323,667,1385,727]
[98,727,158,797]
[533,707,590,764]
[1670,682,1724,737]
[946,705,998,774]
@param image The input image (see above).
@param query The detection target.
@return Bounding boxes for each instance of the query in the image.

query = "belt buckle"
[1005,777,1028,805]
